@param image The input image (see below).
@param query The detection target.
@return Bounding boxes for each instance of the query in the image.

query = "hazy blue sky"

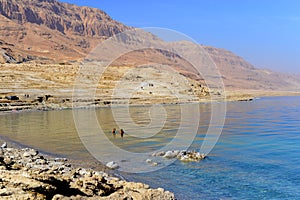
[62,0,300,73]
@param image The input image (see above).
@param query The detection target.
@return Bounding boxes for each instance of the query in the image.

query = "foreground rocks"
[0,144,175,200]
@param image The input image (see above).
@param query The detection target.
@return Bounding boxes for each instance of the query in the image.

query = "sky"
[62,0,300,73]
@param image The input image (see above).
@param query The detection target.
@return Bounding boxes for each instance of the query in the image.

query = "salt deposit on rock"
[163,151,179,159]
[106,161,119,170]
[152,150,206,162]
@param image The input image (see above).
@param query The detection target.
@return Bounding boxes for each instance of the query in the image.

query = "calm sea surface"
[0,96,299,199]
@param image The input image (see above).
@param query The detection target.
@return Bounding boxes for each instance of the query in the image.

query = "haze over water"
[0,96,299,199]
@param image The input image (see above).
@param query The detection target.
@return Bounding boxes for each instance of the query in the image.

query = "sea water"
[0,96,299,199]
[126,96,300,199]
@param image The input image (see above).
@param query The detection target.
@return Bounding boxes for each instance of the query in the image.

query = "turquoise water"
[0,96,299,199]
[126,96,300,199]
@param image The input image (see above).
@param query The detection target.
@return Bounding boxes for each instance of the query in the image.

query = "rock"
[22,152,31,157]
[36,159,47,165]
[52,194,64,199]
[163,151,178,159]
[152,151,165,157]
[179,152,206,162]
[1,142,7,148]
[0,142,175,199]
[5,148,14,152]
[64,163,71,167]
[153,149,207,162]
[78,168,87,176]
[106,161,119,169]
[145,159,158,167]
[179,155,190,162]
[146,159,152,163]
[23,149,38,157]
[3,157,13,165]
[0,188,13,196]
[54,158,68,162]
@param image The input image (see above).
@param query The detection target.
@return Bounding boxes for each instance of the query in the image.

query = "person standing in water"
[112,128,116,137]
[120,129,124,138]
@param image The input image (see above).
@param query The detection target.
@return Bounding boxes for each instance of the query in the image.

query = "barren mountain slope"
[0,0,128,62]
[203,46,300,91]
[0,0,299,93]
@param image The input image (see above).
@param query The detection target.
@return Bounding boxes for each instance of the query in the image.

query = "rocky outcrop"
[0,0,128,38]
[0,0,129,63]
[0,143,175,199]
[0,39,33,63]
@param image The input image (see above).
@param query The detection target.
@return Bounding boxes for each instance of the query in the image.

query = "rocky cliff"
[0,0,127,37]
[0,0,128,62]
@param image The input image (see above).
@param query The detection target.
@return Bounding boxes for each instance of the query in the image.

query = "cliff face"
[0,0,129,62]
[0,0,127,37]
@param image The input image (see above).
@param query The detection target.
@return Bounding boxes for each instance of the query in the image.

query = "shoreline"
[1,90,300,114]
[0,140,175,199]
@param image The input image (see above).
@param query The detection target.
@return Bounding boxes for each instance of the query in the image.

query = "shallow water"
[0,96,300,199]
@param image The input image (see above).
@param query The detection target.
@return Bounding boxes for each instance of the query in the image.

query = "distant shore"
[1,90,299,114]
[2,62,299,114]
[0,139,175,199]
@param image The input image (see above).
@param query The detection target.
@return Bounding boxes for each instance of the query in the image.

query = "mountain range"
[0,0,299,93]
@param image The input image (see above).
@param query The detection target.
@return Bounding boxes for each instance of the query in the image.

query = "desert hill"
[203,46,300,91]
[0,0,299,109]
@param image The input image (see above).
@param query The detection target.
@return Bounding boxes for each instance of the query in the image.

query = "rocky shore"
[0,142,175,200]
